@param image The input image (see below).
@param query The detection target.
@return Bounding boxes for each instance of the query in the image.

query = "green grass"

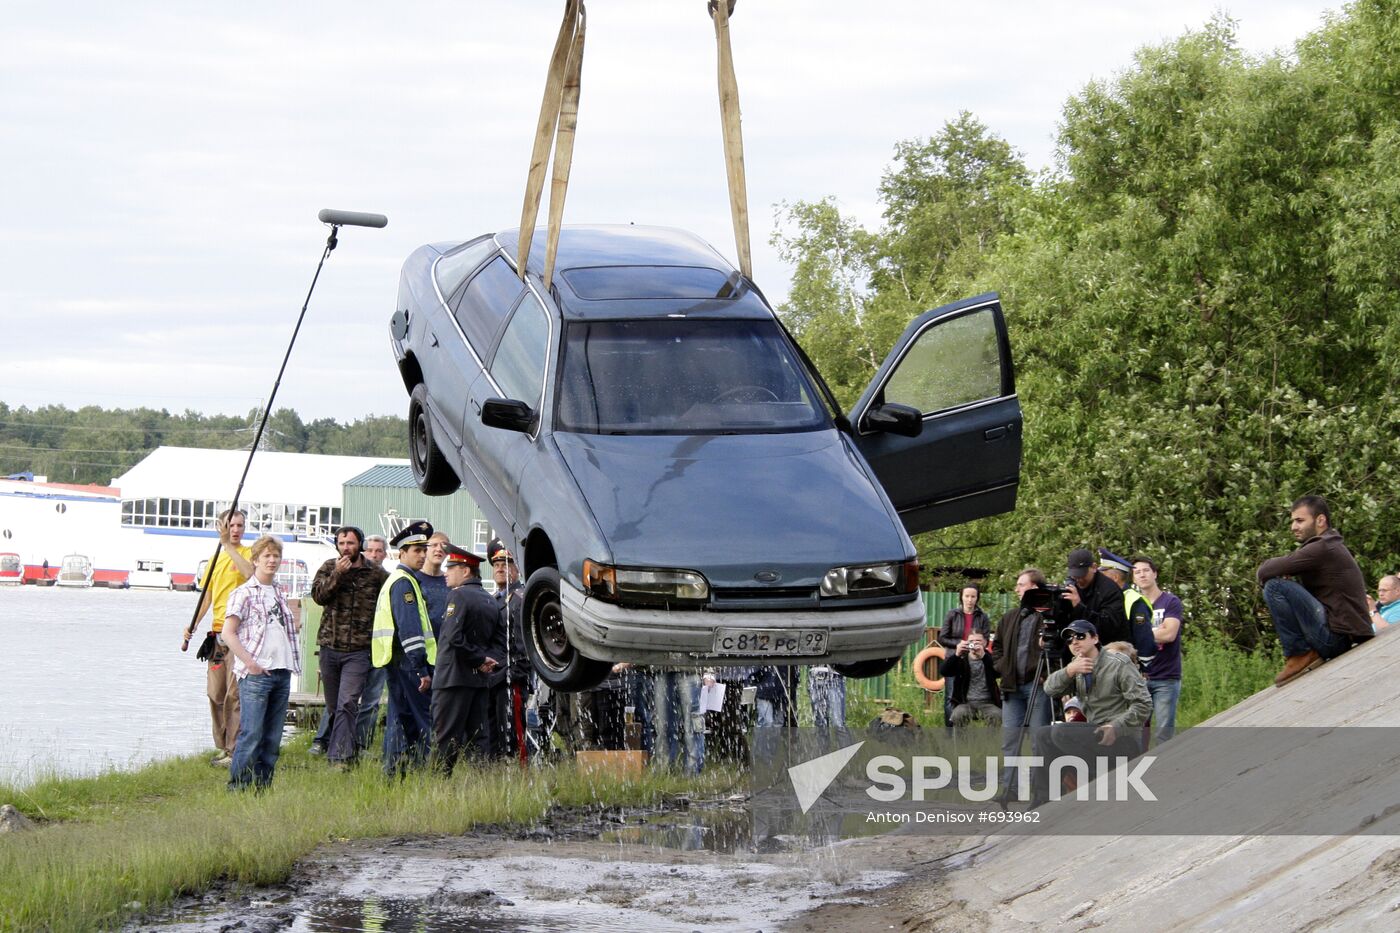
[0,741,739,933]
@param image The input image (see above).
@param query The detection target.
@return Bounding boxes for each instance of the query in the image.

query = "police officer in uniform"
[1096,547,1157,666]
[431,545,500,771]
[486,538,531,761]
[373,521,438,776]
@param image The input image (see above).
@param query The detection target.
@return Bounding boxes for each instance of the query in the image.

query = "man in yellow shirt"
[185,510,255,766]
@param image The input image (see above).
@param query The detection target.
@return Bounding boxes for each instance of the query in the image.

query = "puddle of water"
[153,850,905,933]
[599,796,904,855]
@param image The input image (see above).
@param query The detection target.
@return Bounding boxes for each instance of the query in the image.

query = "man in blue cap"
[1029,619,1151,806]
[373,520,439,776]
[1095,547,1158,667]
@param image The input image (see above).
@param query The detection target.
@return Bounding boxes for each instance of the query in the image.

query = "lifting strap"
[517,0,586,291]
[710,0,752,279]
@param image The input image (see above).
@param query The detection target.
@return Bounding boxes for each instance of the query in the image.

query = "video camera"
[1020,583,1075,654]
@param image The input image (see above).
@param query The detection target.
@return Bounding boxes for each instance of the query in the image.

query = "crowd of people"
[182,493,1390,800]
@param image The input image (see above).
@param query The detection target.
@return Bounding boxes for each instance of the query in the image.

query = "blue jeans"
[356,663,388,752]
[1147,678,1181,744]
[1000,681,1051,797]
[654,672,703,774]
[229,669,291,791]
[627,668,656,754]
[382,660,433,776]
[808,671,851,748]
[1263,578,1354,659]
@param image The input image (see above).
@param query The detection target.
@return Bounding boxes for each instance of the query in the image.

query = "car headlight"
[820,560,920,598]
[583,559,710,607]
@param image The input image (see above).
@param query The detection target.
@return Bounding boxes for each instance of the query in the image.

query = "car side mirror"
[863,402,923,438]
[481,398,536,434]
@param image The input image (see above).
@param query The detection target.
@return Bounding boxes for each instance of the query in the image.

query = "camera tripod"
[993,626,1064,809]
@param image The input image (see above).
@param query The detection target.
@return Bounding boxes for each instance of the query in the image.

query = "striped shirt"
[225,578,302,679]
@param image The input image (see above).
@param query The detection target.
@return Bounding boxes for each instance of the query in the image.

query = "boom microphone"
[318,208,388,228]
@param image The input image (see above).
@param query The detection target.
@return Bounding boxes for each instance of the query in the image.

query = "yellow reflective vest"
[371,568,437,669]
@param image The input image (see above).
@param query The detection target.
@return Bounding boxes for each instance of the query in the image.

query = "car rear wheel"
[409,384,461,495]
[523,566,611,692]
[832,656,901,679]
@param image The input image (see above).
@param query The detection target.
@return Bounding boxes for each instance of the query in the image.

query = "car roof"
[490,224,775,321]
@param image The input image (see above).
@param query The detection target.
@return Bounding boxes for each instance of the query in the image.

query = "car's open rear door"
[849,293,1021,535]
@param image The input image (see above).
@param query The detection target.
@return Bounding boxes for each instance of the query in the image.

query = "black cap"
[443,544,482,570]
[390,520,433,548]
[1065,620,1097,637]
[1067,548,1094,576]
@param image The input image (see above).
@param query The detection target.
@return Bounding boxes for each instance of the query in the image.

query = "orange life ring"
[913,644,946,692]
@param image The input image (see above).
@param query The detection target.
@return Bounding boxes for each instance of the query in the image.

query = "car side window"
[883,308,1003,414]
[433,239,496,300]
[490,294,550,408]
[454,257,524,353]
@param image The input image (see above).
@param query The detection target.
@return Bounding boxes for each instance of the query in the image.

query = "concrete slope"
[908,633,1400,932]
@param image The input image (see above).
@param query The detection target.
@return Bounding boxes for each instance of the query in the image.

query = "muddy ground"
[132,797,982,932]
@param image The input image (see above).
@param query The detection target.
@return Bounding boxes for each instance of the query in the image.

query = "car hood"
[553,430,909,588]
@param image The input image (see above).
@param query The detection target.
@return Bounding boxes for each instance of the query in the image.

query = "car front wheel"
[522,566,611,692]
[832,656,901,679]
[408,384,461,496]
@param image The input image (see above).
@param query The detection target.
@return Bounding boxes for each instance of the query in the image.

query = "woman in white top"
[223,535,302,791]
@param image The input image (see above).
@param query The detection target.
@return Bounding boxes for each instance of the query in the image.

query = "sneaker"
[309,741,327,756]
[1274,650,1323,687]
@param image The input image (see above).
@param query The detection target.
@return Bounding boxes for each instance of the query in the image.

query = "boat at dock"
[0,552,21,585]
[128,558,172,590]
[56,554,94,588]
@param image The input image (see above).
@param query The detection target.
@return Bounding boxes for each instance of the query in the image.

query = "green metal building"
[340,464,494,555]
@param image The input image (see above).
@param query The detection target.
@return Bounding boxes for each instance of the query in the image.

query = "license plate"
[713,628,829,656]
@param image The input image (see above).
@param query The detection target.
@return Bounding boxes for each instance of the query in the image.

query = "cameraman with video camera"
[992,568,1054,798]
[1062,548,1132,646]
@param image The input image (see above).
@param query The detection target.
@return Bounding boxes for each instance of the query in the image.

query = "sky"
[0,1,1344,423]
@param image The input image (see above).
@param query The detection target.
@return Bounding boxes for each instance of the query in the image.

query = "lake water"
[0,587,217,786]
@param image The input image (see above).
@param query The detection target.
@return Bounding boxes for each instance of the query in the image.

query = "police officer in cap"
[1062,547,1132,646]
[431,544,500,771]
[1096,547,1157,666]
[486,538,531,761]
[373,520,438,776]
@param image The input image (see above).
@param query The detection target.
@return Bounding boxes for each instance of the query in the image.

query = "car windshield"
[556,319,831,435]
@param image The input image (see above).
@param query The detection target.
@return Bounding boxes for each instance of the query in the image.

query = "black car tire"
[522,566,611,692]
[409,384,461,496]
[832,656,901,679]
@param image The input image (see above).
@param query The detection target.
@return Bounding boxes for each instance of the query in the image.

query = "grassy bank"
[0,744,738,933]
[847,634,1282,730]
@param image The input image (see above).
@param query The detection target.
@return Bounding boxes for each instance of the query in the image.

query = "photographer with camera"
[938,584,993,731]
[1029,620,1151,807]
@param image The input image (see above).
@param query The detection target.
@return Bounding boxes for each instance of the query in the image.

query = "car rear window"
[560,265,736,300]
[556,319,830,435]
[454,257,524,353]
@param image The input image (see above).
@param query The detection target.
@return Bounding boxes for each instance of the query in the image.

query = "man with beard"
[309,525,388,766]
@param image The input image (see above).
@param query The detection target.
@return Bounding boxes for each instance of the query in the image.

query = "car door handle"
[471,399,481,416]
[984,426,1007,441]
[430,333,439,347]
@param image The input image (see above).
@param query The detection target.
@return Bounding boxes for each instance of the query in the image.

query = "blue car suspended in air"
[390,225,1021,691]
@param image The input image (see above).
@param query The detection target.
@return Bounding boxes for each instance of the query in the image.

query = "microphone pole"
[182,209,389,650]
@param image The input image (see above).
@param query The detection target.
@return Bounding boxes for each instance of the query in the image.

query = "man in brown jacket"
[1257,496,1372,687]
[310,525,389,765]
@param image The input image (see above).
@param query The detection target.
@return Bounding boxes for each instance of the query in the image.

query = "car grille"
[708,587,818,611]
